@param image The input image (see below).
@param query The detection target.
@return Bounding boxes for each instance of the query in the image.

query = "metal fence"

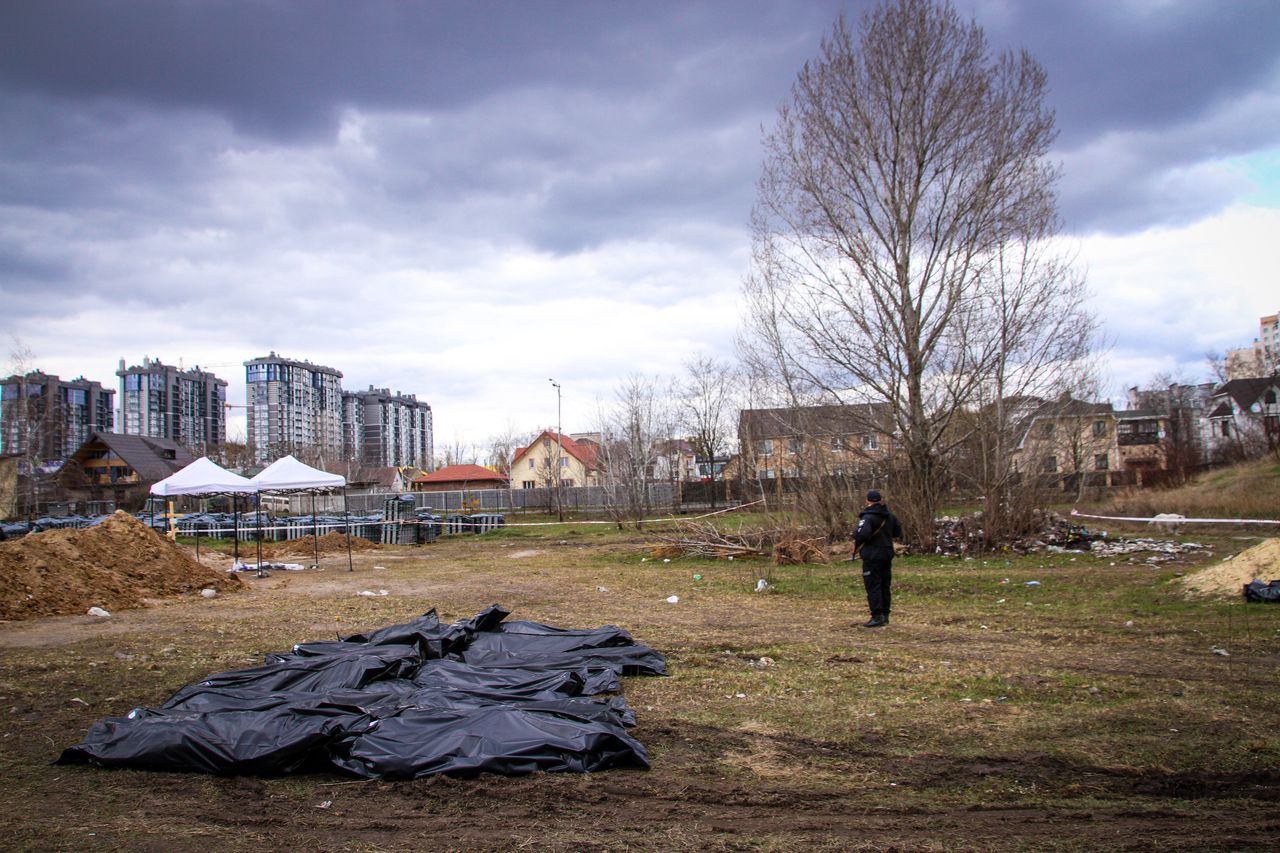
[287,484,690,515]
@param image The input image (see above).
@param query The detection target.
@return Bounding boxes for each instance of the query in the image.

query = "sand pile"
[1176,538,1280,598]
[0,511,242,621]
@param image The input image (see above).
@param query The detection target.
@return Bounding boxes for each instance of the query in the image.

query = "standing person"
[853,489,903,628]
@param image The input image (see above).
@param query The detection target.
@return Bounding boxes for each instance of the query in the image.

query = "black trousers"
[861,557,892,618]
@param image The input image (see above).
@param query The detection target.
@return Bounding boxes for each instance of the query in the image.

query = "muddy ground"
[1,531,1277,851]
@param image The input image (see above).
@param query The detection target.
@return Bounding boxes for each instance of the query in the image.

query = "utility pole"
[549,379,563,522]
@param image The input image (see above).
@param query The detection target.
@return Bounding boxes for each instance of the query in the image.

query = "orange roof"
[413,464,508,484]
[512,431,600,470]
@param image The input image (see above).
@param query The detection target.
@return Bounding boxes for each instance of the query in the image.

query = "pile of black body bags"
[58,605,667,779]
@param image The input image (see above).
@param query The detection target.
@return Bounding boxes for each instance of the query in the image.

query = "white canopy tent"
[249,455,352,573]
[150,457,257,497]
[149,457,257,563]
[248,455,346,492]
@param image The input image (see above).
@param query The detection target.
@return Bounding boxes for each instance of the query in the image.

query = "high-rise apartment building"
[1259,310,1278,369]
[0,372,115,461]
[116,358,227,452]
[342,386,433,468]
[244,353,344,463]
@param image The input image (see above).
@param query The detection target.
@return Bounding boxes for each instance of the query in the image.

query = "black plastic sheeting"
[57,605,667,779]
[1244,579,1280,603]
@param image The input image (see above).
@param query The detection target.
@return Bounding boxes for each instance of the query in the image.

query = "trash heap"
[58,605,667,779]
[931,511,1107,556]
[931,511,1207,560]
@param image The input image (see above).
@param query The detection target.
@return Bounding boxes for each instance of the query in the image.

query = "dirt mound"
[0,511,242,621]
[1176,538,1280,598]
[262,532,380,559]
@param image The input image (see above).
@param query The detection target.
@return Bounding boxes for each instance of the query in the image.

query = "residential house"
[1127,382,1216,470]
[412,464,509,492]
[1011,396,1115,488]
[1206,377,1280,460]
[511,431,602,489]
[737,403,896,482]
[1011,396,1175,489]
[56,432,196,508]
[347,465,425,495]
[652,439,700,482]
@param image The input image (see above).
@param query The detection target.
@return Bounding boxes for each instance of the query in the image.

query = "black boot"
[861,616,887,628]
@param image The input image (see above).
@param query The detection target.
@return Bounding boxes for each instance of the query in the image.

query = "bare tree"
[677,355,738,508]
[742,0,1084,547]
[484,423,531,480]
[598,375,673,529]
[3,337,58,518]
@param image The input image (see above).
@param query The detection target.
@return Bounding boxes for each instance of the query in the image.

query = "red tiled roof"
[511,431,600,470]
[413,464,507,484]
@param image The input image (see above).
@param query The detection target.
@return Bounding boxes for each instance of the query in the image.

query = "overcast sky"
[2,0,1277,458]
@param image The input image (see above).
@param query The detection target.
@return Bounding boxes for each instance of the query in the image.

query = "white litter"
[666,595,679,604]
[87,607,111,618]
[356,589,389,597]
[200,588,217,599]
[754,579,770,593]
[596,586,609,593]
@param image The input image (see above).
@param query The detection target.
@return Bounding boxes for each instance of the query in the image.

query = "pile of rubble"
[931,511,1208,561]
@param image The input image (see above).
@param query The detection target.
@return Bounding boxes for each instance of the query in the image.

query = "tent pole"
[256,496,264,579]
[312,492,319,569]
[233,495,240,564]
[344,486,353,573]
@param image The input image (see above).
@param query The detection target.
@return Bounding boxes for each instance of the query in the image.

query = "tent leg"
[344,486,353,573]
[256,500,264,579]
[312,492,319,569]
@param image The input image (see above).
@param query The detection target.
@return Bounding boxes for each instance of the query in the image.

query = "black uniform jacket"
[853,503,903,561]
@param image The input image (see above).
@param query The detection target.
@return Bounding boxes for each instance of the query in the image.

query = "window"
[528,459,535,469]
[543,438,551,449]
[863,434,878,451]
[832,435,845,451]
[522,480,536,489]
[1095,454,1109,470]
[1040,422,1055,437]
[560,479,574,488]
[1093,420,1107,437]
[759,439,773,455]
[559,457,568,468]
[788,437,802,453]
[1041,456,1057,473]
[542,458,550,468]
[1220,420,1230,437]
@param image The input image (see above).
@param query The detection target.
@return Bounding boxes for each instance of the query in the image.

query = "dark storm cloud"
[0,0,838,141]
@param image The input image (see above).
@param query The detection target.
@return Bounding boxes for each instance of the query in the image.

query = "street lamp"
[548,379,563,522]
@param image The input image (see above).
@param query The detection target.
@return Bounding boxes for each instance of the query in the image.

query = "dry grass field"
[1,517,1277,851]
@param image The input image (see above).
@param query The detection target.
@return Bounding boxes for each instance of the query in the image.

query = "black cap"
[866,489,882,502]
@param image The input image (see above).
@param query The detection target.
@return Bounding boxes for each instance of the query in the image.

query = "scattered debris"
[1211,647,1230,657]
[200,589,218,599]
[86,607,111,618]
[665,595,679,604]
[596,586,609,593]
[754,579,771,593]
[356,590,389,597]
